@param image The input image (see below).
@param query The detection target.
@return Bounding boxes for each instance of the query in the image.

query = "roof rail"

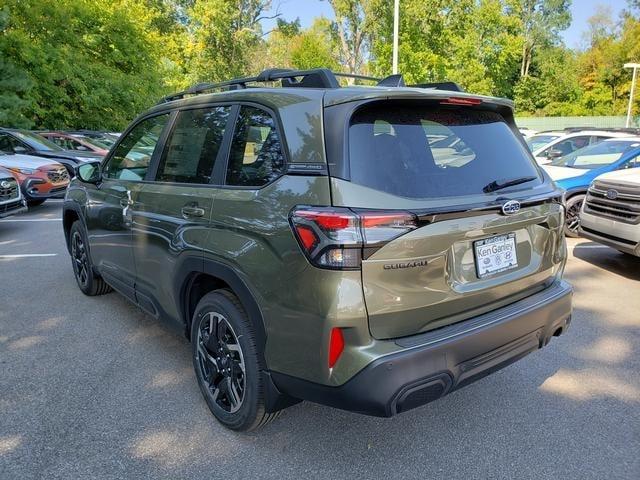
[159,68,462,104]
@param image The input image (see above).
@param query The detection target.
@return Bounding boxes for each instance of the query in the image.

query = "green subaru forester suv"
[63,69,572,431]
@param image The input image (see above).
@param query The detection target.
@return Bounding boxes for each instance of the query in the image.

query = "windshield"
[348,104,541,199]
[76,136,110,150]
[96,135,118,147]
[13,130,63,152]
[526,134,560,152]
[551,140,640,169]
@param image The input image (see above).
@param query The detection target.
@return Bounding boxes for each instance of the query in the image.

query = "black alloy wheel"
[196,311,246,414]
[68,221,112,296]
[191,290,281,431]
[564,195,585,237]
[71,230,89,289]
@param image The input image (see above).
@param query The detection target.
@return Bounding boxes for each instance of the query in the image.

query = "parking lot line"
[1,218,62,222]
[0,254,58,258]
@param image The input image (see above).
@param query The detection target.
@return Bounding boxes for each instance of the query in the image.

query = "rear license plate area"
[474,233,518,279]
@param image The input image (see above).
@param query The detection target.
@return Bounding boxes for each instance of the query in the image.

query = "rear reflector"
[328,327,345,368]
[294,225,318,250]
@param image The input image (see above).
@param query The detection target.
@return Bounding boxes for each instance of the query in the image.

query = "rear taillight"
[290,206,418,270]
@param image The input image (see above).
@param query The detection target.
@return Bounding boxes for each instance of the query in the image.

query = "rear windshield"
[348,105,541,199]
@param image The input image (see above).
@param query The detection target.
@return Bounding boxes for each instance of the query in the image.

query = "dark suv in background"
[63,69,572,431]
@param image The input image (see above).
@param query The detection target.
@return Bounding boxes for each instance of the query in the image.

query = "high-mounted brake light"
[290,207,418,270]
[440,97,483,106]
[328,327,345,368]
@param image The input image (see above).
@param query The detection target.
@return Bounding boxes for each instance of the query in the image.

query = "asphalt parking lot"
[1,201,639,480]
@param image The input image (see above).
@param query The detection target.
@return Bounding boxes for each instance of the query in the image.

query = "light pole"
[392,0,400,74]
[624,63,640,128]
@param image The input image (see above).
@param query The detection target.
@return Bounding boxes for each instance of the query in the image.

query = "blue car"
[542,138,640,236]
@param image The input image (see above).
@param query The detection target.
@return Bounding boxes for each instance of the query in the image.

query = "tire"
[564,194,585,238]
[27,199,45,207]
[191,289,280,431]
[69,221,112,296]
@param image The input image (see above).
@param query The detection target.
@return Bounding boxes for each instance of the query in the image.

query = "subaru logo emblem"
[0,180,10,189]
[501,200,521,215]
[605,189,618,200]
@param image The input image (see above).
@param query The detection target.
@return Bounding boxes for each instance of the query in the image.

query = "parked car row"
[518,127,640,237]
[0,128,120,213]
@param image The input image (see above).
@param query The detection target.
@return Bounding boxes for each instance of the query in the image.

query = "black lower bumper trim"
[271,280,573,417]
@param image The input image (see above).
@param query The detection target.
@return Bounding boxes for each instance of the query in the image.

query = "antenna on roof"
[377,74,405,87]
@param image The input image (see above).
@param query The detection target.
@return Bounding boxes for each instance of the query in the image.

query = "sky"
[262,0,629,49]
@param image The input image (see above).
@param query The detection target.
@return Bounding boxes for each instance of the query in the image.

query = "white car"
[579,168,640,257]
[526,130,632,165]
[518,127,537,137]
[0,166,27,218]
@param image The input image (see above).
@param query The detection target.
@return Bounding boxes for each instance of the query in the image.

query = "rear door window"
[155,106,231,184]
[348,104,540,198]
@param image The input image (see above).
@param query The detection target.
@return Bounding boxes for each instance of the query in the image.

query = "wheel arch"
[562,187,587,202]
[177,258,298,413]
[62,203,82,254]
[176,257,267,351]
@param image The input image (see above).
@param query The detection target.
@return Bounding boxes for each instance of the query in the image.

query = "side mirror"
[13,145,28,154]
[77,162,102,184]
[75,145,88,151]
[546,148,563,159]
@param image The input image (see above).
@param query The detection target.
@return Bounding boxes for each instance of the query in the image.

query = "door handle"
[120,192,133,208]
[181,204,205,218]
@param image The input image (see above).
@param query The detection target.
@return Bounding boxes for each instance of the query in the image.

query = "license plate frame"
[474,233,518,279]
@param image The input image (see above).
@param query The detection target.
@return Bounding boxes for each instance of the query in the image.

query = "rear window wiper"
[483,176,537,193]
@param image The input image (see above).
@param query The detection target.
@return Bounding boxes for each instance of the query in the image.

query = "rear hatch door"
[328,99,564,339]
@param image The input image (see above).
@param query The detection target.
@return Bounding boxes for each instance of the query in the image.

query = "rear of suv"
[63,69,572,431]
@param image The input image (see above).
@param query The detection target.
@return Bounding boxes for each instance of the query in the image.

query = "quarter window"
[225,106,285,187]
[104,114,169,181]
[155,106,231,184]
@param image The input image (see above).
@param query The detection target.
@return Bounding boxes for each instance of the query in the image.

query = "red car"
[37,131,110,157]
[0,152,70,206]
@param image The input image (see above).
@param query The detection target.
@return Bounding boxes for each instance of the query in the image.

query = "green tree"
[507,0,571,77]
[325,0,384,75]
[0,0,180,129]
[186,0,271,83]
[0,7,33,127]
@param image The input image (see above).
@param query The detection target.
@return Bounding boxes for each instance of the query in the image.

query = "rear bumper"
[272,280,573,417]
